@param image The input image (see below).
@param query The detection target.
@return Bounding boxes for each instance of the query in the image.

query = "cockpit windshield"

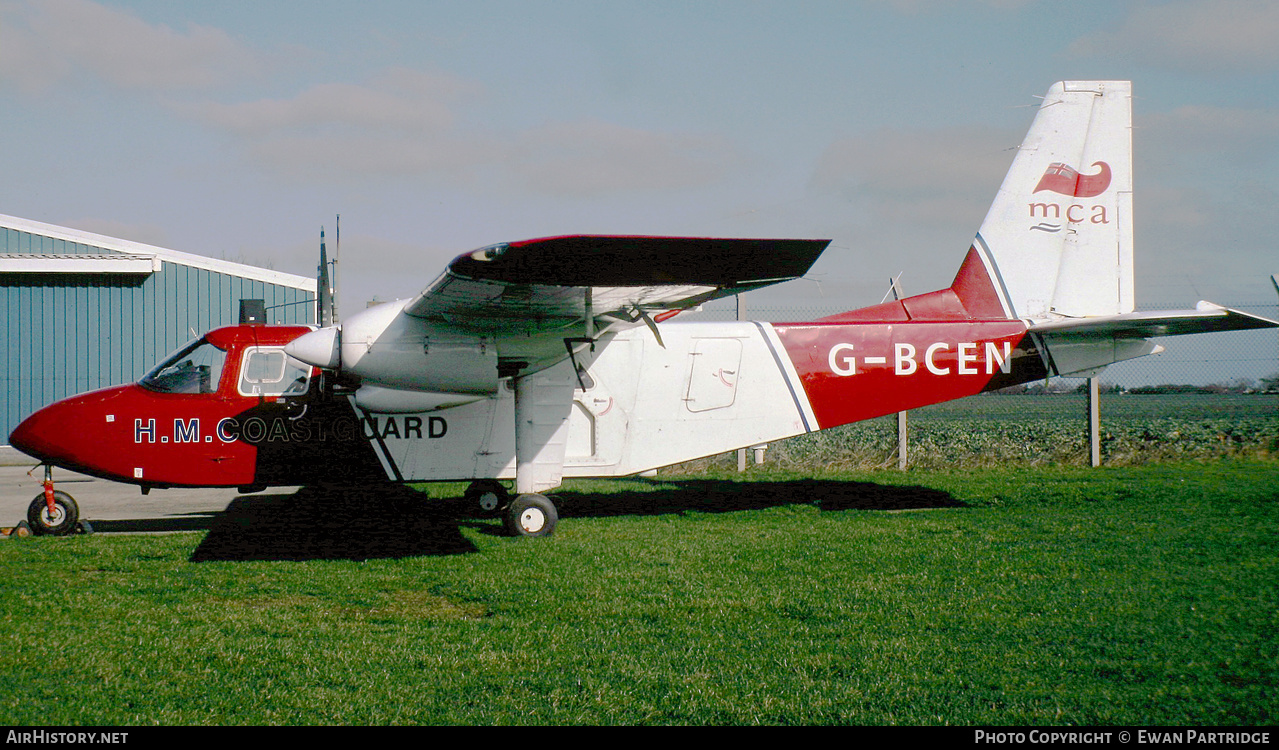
[140,338,227,394]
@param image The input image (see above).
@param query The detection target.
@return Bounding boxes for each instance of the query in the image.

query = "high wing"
[283,234,829,495]
[404,235,829,337]
[286,234,829,397]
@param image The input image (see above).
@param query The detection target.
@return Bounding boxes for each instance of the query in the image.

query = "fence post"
[1088,377,1101,467]
[888,276,909,470]
[737,293,748,472]
[897,410,908,470]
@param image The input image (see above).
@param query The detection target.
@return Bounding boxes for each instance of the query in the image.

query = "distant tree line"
[992,373,1279,396]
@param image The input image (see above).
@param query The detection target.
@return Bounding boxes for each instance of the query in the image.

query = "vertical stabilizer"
[975,81,1133,320]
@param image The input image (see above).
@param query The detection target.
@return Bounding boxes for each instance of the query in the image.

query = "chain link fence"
[675,299,1279,470]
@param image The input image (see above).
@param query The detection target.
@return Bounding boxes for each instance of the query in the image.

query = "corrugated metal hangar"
[1,213,316,443]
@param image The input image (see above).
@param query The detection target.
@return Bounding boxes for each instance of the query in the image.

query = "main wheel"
[503,494,558,538]
[27,491,80,536]
[463,479,511,518]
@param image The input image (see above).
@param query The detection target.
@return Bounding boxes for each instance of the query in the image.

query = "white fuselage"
[361,322,811,482]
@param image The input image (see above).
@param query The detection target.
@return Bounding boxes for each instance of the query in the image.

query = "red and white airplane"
[10,81,1276,537]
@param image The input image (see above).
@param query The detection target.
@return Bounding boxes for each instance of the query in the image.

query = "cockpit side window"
[140,339,228,395]
[237,347,311,397]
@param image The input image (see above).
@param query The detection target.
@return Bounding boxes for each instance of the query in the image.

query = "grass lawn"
[0,461,1275,725]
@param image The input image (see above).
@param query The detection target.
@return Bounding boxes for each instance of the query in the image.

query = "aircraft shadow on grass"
[187,484,476,562]
[551,479,965,519]
[90,479,964,563]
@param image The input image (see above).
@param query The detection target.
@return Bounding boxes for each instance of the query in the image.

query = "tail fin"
[972,81,1133,320]
[819,81,1272,381]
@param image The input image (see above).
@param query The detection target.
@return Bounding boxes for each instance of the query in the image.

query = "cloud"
[0,1,747,194]
[178,68,496,179]
[186,69,473,135]
[179,68,498,180]
[810,126,1016,227]
[1143,105,1279,164]
[184,72,745,192]
[245,131,501,180]
[509,120,745,195]
[60,217,171,248]
[0,0,261,92]
[1135,104,1279,271]
[1068,0,1279,73]
[873,0,1030,12]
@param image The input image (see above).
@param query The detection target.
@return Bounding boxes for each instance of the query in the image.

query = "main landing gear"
[27,465,80,536]
[463,479,510,518]
[462,481,558,538]
[503,493,558,538]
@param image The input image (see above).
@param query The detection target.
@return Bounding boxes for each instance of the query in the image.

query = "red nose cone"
[9,404,67,465]
[8,386,131,474]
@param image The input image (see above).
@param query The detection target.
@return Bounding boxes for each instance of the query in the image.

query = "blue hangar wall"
[1,214,317,444]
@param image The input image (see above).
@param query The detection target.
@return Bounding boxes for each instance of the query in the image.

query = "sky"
[1,0,1277,383]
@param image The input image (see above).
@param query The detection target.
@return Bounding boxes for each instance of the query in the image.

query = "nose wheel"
[27,487,80,536]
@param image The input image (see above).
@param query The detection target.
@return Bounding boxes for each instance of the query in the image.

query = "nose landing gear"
[26,466,81,536]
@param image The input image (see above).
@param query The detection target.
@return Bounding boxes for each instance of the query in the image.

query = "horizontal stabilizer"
[1029,303,1278,338]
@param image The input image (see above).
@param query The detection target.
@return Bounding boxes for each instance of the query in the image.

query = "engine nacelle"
[289,300,499,395]
[353,385,485,413]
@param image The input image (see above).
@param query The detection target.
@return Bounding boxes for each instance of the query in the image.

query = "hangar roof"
[0,213,315,292]
[0,253,160,274]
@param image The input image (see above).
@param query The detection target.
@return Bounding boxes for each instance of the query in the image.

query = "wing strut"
[562,338,596,391]
[636,307,666,349]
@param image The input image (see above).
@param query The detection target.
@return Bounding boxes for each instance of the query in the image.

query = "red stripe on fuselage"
[775,243,1034,428]
[772,321,1045,430]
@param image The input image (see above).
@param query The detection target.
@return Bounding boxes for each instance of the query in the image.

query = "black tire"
[503,494,558,538]
[463,479,510,518]
[27,491,80,536]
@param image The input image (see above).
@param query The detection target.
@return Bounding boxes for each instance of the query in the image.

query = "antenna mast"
[332,215,340,323]
[317,228,332,326]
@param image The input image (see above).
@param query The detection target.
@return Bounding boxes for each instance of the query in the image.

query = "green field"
[1,461,1276,725]
[712,394,1279,471]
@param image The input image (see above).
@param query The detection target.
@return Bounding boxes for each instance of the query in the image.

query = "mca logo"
[1034,161,1111,198]
[1027,160,1114,233]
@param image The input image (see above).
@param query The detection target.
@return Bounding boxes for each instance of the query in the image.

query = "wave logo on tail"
[1034,161,1112,198]
[1028,160,1115,233]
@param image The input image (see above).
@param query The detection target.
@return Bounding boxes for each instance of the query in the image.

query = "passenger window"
[238,348,311,397]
